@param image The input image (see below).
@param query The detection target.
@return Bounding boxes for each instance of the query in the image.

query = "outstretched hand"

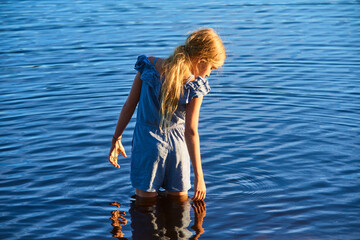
[109,138,127,168]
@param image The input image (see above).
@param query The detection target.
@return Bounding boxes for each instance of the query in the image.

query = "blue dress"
[131,55,210,192]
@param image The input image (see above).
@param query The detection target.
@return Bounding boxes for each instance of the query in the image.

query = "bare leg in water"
[135,188,189,205]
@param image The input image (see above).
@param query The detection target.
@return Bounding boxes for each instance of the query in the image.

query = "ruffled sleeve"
[134,55,161,92]
[181,77,211,104]
[134,55,150,73]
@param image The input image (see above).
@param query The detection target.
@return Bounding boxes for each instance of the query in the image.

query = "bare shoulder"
[147,56,165,75]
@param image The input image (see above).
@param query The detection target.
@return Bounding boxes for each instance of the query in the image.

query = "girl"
[109,28,226,202]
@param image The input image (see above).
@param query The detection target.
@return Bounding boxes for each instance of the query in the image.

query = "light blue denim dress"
[131,55,210,193]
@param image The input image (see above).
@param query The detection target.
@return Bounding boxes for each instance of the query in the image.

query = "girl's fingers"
[120,146,127,157]
[195,192,200,201]
[191,191,197,200]
[111,157,120,168]
[192,191,206,201]
[198,192,203,201]
[116,141,127,158]
[109,156,116,167]
[192,192,200,201]
[109,155,117,164]
[109,149,120,168]
[191,195,196,201]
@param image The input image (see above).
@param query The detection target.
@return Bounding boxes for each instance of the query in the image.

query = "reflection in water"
[109,202,128,240]
[110,195,206,239]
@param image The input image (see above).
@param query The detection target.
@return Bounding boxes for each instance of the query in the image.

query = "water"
[1,0,359,239]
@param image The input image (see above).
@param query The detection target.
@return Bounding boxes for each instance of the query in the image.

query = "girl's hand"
[109,138,127,168]
[192,177,206,201]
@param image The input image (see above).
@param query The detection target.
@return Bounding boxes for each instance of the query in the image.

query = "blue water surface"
[1,0,359,239]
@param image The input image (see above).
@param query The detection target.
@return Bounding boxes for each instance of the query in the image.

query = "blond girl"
[109,28,226,201]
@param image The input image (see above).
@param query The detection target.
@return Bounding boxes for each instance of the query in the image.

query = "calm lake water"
[1,0,360,239]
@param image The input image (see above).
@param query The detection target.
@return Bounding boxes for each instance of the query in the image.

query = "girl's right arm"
[109,72,142,168]
[185,96,206,201]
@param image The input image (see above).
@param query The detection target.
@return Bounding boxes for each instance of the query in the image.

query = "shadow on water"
[109,195,206,240]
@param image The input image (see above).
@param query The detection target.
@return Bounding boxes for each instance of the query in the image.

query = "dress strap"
[185,75,194,84]
[152,57,158,66]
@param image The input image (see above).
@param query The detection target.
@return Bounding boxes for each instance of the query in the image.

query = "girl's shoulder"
[135,55,165,76]
[180,76,211,104]
[134,55,162,75]
[147,56,165,76]
[134,55,163,95]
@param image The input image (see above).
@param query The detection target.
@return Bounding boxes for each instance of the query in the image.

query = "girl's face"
[194,60,217,78]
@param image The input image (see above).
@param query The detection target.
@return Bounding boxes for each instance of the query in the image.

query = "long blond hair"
[160,28,226,129]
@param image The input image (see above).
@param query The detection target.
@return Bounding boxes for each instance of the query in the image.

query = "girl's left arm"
[185,96,206,201]
[109,72,142,167]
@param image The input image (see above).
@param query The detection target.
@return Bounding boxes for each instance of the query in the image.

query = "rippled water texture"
[1,0,360,239]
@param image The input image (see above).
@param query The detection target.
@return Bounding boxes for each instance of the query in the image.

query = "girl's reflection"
[109,193,206,240]
[109,201,128,239]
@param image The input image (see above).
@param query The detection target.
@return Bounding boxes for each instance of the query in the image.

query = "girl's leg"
[166,191,189,202]
[135,188,157,206]
[136,188,158,198]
